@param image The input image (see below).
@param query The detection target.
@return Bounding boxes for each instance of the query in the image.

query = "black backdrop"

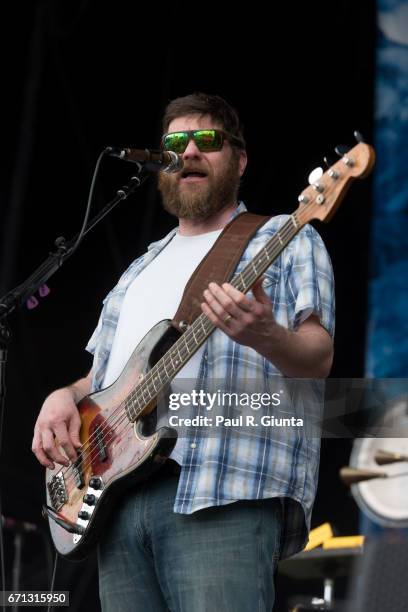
[1,1,376,609]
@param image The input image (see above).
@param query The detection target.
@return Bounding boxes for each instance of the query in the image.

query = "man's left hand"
[201,278,278,348]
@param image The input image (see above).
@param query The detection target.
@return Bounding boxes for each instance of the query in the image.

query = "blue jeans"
[98,473,282,612]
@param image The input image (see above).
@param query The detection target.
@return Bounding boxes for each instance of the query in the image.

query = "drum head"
[350,397,408,528]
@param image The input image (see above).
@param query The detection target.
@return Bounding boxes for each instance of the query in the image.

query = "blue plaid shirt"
[86,202,335,558]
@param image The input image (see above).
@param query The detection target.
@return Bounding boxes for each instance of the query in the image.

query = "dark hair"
[162,92,245,149]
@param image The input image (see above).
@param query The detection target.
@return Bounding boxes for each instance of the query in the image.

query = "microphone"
[108,147,183,173]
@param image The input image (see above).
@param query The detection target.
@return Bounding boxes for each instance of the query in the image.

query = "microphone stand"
[0,160,149,594]
[0,169,147,322]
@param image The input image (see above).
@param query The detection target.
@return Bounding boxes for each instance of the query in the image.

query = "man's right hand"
[32,372,92,470]
[32,388,82,469]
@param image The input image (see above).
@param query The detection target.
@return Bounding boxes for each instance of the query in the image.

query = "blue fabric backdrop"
[366,0,408,378]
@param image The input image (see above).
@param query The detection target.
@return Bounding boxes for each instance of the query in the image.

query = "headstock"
[296,137,375,224]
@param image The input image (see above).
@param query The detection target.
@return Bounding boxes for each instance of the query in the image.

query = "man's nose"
[182,137,202,159]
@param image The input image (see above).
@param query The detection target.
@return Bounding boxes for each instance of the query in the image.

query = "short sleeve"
[285,224,335,337]
[84,288,121,392]
[85,310,104,356]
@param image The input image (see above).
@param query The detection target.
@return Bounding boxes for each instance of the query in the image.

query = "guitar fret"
[169,351,177,370]
[125,400,134,421]
[291,214,298,229]
[171,349,180,368]
[157,367,165,384]
[162,358,170,380]
[131,389,140,411]
[152,374,159,392]
[132,402,139,421]
[192,325,200,345]
[142,384,150,404]
[263,247,270,263]
[176,343,183,365]
[131,397,140,420]
[178,343,187,363]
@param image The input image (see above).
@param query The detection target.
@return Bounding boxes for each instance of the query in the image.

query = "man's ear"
[238,150,248,177]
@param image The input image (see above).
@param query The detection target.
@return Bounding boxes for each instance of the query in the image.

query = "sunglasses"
[161,129,244,154]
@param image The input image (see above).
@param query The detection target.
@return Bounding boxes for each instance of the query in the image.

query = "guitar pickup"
[72,451,85,489]
[95,428,108,462]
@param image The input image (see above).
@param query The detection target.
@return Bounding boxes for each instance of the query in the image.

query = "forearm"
[202,282,334,378]
[66,370,93,403]
[252,320,333,378]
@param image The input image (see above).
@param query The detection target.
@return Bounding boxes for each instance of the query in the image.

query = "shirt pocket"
[261,264,280,288]
[232,258,281,294]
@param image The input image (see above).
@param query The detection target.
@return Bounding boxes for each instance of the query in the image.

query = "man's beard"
[157,154,241,220]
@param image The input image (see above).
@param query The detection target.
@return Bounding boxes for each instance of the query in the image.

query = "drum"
[349,396,408,528]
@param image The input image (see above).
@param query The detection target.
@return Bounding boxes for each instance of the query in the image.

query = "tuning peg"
[354,130,364,143]
[308,166,323,185]
[323,156,336,169]
[335,145,351,157]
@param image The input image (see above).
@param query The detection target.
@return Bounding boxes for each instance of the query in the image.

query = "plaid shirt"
[86,202,335,558]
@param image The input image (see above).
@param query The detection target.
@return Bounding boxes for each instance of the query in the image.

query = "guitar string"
[55,205,321,491]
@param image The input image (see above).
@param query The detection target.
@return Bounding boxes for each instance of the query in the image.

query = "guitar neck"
[125,212,303,422]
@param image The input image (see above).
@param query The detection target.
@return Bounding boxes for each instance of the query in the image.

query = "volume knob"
[83,494,96,505]
[89,477,102,490]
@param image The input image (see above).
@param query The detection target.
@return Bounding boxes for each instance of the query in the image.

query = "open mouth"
[180,170,208,182]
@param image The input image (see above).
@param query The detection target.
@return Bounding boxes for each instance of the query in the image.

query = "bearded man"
[33,92,335,611]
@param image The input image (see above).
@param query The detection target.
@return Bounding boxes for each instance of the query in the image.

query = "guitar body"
[46,320,180,560]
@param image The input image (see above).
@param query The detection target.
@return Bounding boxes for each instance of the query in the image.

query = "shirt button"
[190,443,197,449]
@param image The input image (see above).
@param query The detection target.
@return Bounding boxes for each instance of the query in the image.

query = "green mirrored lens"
[194,130,223,151]
[164,132,189,153]
[163,129,224,153]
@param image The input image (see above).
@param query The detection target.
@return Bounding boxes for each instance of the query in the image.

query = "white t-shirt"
[103,228,222,388]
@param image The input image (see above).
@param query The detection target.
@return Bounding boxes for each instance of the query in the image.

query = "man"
[33,93,335,611]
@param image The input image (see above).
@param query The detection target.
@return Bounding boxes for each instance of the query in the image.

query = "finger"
[201,302,235,333]
[221,283,265,320]
[206,283,245,318]
[32,430,55,469]
[41,427,70,467]
[68,414,82,450]
[54,422,79,463]
[220,283,254,312]
[203,286,239,321]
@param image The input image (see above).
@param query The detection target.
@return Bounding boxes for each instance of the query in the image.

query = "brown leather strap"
[172,211,270,331]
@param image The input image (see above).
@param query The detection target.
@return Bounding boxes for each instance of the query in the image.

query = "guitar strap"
[172,211,270,332]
